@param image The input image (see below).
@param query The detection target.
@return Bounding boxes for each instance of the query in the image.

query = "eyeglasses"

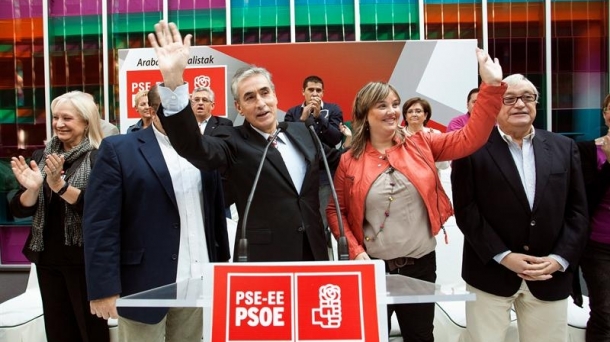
[192,97,212,104]
[502,94,538,106]
[407,109,424,114]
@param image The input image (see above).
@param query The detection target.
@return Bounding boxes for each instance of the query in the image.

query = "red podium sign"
[210,262,383,342]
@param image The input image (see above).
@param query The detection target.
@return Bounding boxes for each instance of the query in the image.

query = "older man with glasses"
[451,73,589,342]
[190,86,233,135]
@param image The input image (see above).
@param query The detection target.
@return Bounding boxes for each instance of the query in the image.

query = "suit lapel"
[486,129,531,213]
[138,128,178,210]
[284,123,316,163]
[203,116,216,135]
[531,132,551,212]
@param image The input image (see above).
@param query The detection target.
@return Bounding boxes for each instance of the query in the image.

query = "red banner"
[125,66,227,119]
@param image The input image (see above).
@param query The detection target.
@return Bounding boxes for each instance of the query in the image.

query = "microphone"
[237,122,288,262]
[304,116,349,261]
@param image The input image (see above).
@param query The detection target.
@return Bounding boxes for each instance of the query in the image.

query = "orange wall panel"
[0,18,43,41]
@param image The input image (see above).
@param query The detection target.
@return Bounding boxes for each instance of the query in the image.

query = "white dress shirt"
[494,126,568,271]
[152,124,210,281]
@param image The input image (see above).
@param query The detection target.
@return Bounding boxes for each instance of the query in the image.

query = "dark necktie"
[268,136,278,148]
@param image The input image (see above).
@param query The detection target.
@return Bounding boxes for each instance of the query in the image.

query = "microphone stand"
[305,117,349,261]
[237,125,284,262]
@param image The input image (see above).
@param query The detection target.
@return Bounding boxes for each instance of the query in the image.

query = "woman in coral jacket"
[327,48,505,342]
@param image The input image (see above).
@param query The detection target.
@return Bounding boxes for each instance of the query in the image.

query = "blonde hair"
[51,91,103,148]
[133,90,149,109]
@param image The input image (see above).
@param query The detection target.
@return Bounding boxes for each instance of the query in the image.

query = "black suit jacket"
[284,102,343,146]
[203,115,235,206]
[83,127,230,324]
[158,105,341,262]
[451,128,588,301]
[203,115,233,136]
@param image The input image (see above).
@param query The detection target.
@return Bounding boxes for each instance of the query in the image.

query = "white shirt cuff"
[549,254,568,272]
[158,83,189,116]
[494,250,511,264]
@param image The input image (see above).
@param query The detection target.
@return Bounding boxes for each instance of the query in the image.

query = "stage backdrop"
[118,40,478,134]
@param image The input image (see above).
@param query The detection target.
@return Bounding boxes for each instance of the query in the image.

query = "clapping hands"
[11,156,43,191]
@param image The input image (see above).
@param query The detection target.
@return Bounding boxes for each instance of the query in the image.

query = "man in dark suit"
[284,75,343,147]
[190,86,235,216]
[83,86,230,341]
[451,74,588,342]
[190,86,233,135]
[284,75,343,241]
[148,21,340,262]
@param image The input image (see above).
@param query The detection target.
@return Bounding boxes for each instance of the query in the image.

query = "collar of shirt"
[151,122,173,147]
[497,125,536,144]
[251,124,285,145]
[198,117,210,126]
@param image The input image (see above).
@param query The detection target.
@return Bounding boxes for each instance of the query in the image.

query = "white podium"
[117,261,474,342]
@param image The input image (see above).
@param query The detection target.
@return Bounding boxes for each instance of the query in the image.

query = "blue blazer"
[284,102,343,147]
[83,126,230,324]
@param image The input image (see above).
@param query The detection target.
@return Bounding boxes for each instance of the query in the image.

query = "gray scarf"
[29,136,94,252]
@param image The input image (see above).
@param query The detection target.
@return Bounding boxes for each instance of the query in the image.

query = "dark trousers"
[386,251,436,342]
[36,264,109,342]
[581,239,610,342]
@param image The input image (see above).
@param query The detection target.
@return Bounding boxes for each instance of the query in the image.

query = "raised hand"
[339,123,352,137]
[147,21,192,90]
[11,156,43,191]
[476,47,502,86]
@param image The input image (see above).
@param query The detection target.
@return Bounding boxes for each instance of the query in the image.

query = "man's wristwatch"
[56,181,69,196]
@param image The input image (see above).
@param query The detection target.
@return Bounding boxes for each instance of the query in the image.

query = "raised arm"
[426,48,506,161]
[147,21,191,90]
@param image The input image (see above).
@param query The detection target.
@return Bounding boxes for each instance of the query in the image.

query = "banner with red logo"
[206,261,386,342]
[125,66,227,120]
[118,40,477,133]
